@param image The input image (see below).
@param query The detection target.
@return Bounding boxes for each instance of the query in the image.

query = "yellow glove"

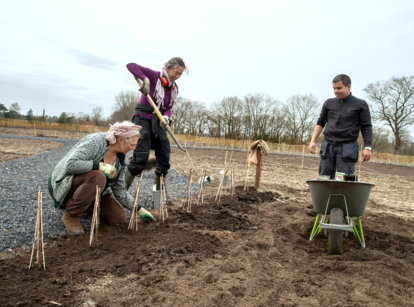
[100,163,118,180]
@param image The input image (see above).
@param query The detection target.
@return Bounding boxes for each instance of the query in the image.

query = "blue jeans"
[319,140,359,179]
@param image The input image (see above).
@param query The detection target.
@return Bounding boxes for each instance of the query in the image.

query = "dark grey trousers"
[128,116,170,177]
[319,140,359,179]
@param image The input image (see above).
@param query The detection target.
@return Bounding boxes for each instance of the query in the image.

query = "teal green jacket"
[48,132,137,211]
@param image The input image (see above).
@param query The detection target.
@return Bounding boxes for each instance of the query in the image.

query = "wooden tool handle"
[134,77,166,124]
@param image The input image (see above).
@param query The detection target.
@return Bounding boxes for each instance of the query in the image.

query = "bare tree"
[110,90,141,123]
[283,93,320,143]
[268,103,286,142]
[371,126,392,153]
[172,97,192,134]
[91,106,104,126]
[364,75,414,154]
[9,102,21,119]
[213,96,243,139]
[242,93,275,140]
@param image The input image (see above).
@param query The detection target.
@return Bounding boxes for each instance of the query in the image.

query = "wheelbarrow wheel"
[329,208,343,255]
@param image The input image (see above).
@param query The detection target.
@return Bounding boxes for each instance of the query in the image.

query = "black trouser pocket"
[319,140,328,158]
[341,142,358,162]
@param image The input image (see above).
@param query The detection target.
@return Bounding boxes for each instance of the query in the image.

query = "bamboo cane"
[358,145,362,178]
[232,167,235,196]
[218,169,228,202]
[187,171,193,212]
[29,190,45,270]
[29,205,38,270]
[159,175,164,222]
[230,168,233,196]
[128,177,142,231]
[245,150,250,170]
[163,176,169,218]
[244,159,251,191]
[197,170,206,206]
[301,145,305,170]
[89,186,101,247]
[39,191,45,270]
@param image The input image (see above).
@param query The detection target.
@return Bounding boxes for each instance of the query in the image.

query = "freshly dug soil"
[0,138,63,162]
[1,187,414,306]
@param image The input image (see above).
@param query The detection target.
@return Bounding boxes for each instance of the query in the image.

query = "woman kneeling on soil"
[48,121,156,236]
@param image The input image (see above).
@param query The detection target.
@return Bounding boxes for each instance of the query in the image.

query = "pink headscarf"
[105,122,142,145]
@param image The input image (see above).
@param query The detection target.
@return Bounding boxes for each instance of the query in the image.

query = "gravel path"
[0,134,199,252]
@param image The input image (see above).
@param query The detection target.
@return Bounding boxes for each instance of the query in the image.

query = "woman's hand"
[139,78,150,96]
[100,162,118,180]
[160,115,169,130]
[138,207,156,222]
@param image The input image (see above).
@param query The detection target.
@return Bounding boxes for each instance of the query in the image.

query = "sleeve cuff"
[92,161,100,170]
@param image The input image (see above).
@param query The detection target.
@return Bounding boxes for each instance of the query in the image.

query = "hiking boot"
[61,211,85,236]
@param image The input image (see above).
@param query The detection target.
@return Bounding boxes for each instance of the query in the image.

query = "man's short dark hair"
[332,74,351,86]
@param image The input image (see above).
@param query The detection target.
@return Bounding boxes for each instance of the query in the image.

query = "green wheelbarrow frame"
[306,180,375,248]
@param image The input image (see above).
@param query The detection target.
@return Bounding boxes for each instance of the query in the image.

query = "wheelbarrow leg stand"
[309,214,321,241]
[345,216,366,248]
[354,217,366,248]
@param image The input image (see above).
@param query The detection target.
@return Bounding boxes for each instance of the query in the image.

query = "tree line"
[1,75,413,155]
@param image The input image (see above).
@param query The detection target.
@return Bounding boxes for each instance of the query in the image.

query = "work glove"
[138,208,156,223]
[139,78,150,96]
[160,115,169,130]
[100,163,118,180]
[125,167,136,190]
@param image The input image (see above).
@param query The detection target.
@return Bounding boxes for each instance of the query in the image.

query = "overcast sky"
[1,0,413,134]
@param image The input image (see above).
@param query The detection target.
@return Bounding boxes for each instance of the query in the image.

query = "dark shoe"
[307,209,317,217]
[61,211,85,236]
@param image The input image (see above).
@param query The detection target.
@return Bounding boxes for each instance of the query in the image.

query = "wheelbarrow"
[306,179,375,255]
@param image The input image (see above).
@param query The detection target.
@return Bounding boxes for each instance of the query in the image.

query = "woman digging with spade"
[124,57,188,191]
[48,121,156,236]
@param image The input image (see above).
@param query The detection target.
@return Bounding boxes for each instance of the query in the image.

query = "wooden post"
[301,145,305,170]
[255,150,262,189]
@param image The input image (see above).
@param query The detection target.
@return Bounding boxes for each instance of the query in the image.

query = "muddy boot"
[61,211,85,236]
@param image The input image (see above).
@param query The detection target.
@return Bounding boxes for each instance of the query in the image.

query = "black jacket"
[316,94,372,147]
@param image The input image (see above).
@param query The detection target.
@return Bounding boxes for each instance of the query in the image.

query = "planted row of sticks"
[28,186,102,270]
[27,150,257,270]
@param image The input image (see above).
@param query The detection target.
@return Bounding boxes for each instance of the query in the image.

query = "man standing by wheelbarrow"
[124,57,188,190]
[309,74,373,179]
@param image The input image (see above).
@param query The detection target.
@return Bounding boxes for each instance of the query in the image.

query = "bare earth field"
[0,138,63,162]
[1,140,414,306]
[0,126,89,140]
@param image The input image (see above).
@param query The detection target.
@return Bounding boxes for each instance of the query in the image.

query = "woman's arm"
[111,167,139,211]
[65,134,105,174]
[126,63,159,83]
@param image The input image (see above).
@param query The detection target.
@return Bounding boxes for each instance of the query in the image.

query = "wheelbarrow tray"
[306,180,375,217]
